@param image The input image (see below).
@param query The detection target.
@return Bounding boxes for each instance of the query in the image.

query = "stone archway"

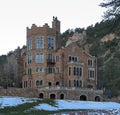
[80,95,87,101]
[95,96,101,101]
[60,94,64,99]
[50,93,56,99]
[39,93,44,99]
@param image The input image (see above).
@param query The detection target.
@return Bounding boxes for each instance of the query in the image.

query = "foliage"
[0,55,7,65]
[100,0,120,19]
[100,0,120,36]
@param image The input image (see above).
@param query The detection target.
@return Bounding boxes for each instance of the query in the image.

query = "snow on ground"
[0,96,37,108]
[34,99,120,111]
[0,96,120,114]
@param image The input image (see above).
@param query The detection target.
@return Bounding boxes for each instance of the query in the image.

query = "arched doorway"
[39,93,44,99]
[50,94,56,99]
[95,96,100,101]
[48,82,52,87]
[80,95,87,101]
[60,94,64,99]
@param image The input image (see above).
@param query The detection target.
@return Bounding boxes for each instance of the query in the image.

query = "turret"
[52,16,61,49]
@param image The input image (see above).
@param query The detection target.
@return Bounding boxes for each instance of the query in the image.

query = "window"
[69,67,71,76]
[48,67,55,74]
[69,56,71,62]
[48,53,52,60]
[73,66,82,76]
[88,59,92,66]
[28,38,32,50]
[69,56,77,62]
[36,80,43,87]
[74,67,76,75]
[28,54,32,64]
[48,37,54,49]
[36,36,44,49]
[36,53,44,63]
[79,68,82,76]
[23,81,28,88]
[88,69,95,78]
[36,80,39,86]
[56,55,59,62]
[30,80,32,88]
[56,67,59,73]
[28,68,32,75]
[79,80,82,87]
[74,80,82,87]
[36,67,44,72]
[74,80,76,87]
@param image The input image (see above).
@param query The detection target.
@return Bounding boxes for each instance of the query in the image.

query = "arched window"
[39,93,44,99]
[60,94,64,99]
[80,95,87,101]
[95,96,100,101]
[56,82,60,86]
[50,94,56,99]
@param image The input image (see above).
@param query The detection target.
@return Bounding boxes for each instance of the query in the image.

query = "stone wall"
[0,87,103,101]
[0,88,38,98]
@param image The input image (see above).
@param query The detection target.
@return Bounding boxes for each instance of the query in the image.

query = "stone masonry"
[21,17,103,101]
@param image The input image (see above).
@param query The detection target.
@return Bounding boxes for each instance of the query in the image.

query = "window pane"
[28,38,32,50]
[48,37,54,49]
[36,53,44,63]
[28,54,32,64]
[36,36,44,49]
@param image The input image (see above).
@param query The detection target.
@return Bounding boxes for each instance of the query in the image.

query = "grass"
[0,99,94,115]
[0,99,58,115]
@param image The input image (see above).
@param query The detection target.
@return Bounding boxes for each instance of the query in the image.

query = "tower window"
[27,37,32,50]
[48,37,54,49]
[36,36,44,49]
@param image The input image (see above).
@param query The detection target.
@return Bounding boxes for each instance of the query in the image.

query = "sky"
[0,0,106,55]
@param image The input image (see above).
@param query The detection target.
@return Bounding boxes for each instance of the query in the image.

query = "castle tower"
[22,17,62,88]
[52,16,61,49]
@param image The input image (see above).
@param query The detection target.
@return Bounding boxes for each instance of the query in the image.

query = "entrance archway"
[50,93,56,99]
[60,94,64,99]
[95,96,100,101]
[39,93,44,99]
[80,95,87,101]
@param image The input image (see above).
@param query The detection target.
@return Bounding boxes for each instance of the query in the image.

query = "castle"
[21,17,103,101]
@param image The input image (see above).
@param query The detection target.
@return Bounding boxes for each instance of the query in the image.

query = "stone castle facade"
[21,17,103,101]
